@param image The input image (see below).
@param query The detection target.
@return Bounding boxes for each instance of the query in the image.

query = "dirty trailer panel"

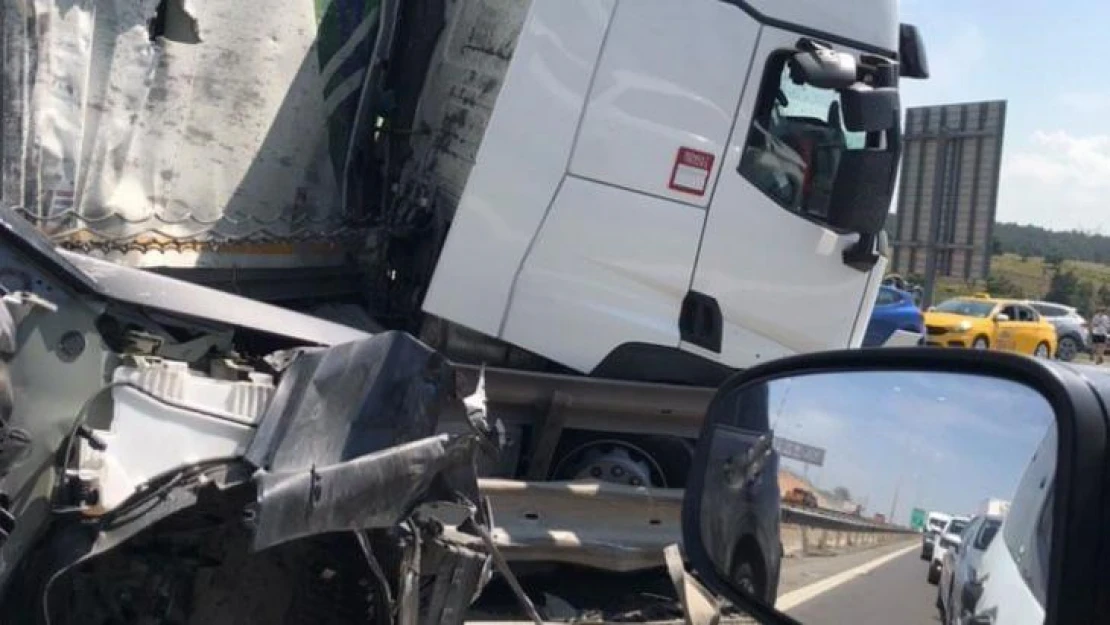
[0,0,528,273]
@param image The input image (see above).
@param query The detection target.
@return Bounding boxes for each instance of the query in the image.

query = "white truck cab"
[421,0,927,382]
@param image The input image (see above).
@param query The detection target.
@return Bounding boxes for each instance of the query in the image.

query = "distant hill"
[993,222,1110,265]
[884,216,1110,265]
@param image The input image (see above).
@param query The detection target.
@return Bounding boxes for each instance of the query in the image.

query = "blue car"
[863,285,925,347]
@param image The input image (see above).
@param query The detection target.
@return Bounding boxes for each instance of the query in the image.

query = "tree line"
[992,223,1110,315]
[993,222,1110,264]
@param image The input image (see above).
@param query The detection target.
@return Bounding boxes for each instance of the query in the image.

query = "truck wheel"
[927,564,940,585]
[549,433,693,487]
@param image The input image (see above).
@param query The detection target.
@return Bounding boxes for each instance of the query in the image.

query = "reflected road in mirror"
[698,371,1055,624]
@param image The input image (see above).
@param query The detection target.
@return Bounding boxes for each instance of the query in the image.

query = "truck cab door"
[682,27,886,369]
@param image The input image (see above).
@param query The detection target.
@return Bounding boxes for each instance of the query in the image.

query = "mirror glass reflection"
[699,371,1055,624]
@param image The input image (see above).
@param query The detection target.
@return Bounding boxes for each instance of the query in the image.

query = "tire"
[927,564,940,585]
[971,336,989,350]
[1057,336,1080,361]
[920,548,929,561]
[1034,341,1051,359]
[549,432,693,487]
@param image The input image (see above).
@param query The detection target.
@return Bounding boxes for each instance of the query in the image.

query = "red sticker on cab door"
[668,147,715,196]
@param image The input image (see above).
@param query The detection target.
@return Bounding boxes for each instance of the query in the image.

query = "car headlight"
[956,320,973,332]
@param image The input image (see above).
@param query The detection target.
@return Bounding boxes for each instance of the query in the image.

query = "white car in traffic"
[928,516,971,584]
[937,515,1003,623]
[921,511,953,560]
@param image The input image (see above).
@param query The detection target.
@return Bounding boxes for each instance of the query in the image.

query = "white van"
[962,424,1055,625]
[922,511,954,560]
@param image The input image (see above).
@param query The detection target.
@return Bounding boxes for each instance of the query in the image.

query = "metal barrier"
[441,480,914,573]
[442,365,915,572]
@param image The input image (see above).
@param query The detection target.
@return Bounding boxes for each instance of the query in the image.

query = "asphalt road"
[785,547,942,624]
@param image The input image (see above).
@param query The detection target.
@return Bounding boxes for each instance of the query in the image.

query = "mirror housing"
[841,84,900,133]
[824,149,897,234]
[681,347,1107,624]
[995,314,1011,322]
[789,44,857,90]
[899,24,930,79]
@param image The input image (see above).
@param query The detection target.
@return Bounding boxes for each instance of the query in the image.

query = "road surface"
[784,545,942,624]
[467,539,942,623]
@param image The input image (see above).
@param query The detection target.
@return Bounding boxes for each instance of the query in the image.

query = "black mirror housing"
[841,85,900,133]
[825,150,897,235]
[899,23,930,79]
[681,348,1108,624]
[789,47,857,90]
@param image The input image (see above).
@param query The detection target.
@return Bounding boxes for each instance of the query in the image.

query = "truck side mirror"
[995,314,1010,322]
[899,24,930,79]
[823,86,900,237]
[789,45,857,89]
[824,149,897,235]
[840,85,900,133]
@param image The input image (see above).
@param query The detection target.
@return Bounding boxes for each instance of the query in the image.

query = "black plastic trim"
[718,1,897,58]
[591,342,734,387]
[682,347,1107,625]
[679,291,723,354]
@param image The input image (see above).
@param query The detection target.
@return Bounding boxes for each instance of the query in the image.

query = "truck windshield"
[934,299,997,318]
[948,520,969,535]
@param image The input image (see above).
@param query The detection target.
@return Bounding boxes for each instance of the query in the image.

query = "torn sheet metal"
[421,539,492,625]
[245,330,497,551]
[245,331,454,472]
[251,433,483,552]
[1,0,382,267]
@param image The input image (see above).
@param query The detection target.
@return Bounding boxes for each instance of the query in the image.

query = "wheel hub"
[561,442,663,487]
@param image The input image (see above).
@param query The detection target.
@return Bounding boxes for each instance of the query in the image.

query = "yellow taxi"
[923,296,1058,358]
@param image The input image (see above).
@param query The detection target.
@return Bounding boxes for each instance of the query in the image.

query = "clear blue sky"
[899,0,1110,232]
[768,371,1053,525]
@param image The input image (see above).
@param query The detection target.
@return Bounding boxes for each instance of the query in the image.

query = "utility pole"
[889,472,903,523]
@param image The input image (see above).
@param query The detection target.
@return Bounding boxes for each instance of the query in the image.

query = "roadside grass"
[930,254,1110,304]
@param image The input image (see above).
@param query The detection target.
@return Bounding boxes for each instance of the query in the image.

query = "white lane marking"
[775,543,918,612]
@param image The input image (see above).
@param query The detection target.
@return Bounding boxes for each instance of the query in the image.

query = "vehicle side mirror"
[840,84,900,133]
[789,46,856,89]
[681,348,1104,624]
[822,86,900,236]
[995,314,1010,322]
[823,149,897,235]
[899,24,930,79]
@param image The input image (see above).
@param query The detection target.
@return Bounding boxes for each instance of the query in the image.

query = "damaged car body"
[0,209,506,624]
